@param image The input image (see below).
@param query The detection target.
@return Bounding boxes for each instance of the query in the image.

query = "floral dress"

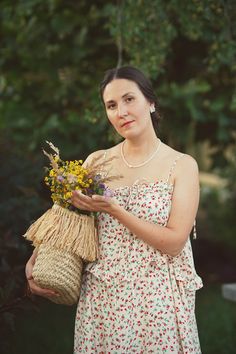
[74,154,203,354]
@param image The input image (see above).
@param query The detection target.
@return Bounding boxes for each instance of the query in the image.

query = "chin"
[121,131,141,140]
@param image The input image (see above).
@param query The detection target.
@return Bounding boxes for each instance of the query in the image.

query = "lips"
[121,120,135,127]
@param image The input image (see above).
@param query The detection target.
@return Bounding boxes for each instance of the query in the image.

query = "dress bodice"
[85,180,202,291]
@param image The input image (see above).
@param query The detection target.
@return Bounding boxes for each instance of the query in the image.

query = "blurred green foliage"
[1,0,236,153]
[108,0,236,148]
[0,0,236,352]
[0,0,114,155]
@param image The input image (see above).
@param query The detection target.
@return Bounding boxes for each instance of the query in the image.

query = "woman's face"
[102,78,153,139]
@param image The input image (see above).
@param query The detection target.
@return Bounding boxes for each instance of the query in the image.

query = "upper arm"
[166,154,200,250]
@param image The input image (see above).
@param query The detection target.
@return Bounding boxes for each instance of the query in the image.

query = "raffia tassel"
[23,204,98,261]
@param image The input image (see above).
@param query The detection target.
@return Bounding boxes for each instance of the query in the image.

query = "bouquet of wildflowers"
[43,142,114,211]
[23,142,118,305]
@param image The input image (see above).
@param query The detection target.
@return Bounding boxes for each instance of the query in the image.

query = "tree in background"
[108,0,236,167]
[1,0,236,157]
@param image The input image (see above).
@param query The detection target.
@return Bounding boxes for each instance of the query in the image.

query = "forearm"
[31,248,38,263]
[110,204,187,257]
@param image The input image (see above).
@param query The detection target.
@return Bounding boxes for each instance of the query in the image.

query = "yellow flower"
[49,169,55,177]
[65,191,72,199]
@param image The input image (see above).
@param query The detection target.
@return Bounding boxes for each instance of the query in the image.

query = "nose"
[117,103,128,118]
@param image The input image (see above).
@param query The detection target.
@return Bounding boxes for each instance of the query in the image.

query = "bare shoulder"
[161,143,199,181]
[86,149,106,160]
[83,149,106,167]
[83,144,120,166]
[175,154,199,185]
[162,143,197,165]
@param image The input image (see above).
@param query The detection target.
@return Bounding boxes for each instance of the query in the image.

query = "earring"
[150,105,155,113]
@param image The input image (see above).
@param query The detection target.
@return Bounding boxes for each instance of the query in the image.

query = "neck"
[122,132,160,167]
[124,132,159,156]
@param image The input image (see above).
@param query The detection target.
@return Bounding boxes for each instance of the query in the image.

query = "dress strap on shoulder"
[102,150,107,161]
[100,150,108,177]
[166,153,185,184]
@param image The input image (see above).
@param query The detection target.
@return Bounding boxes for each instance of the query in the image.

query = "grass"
[196,285,236,354]
[6,284,236,354]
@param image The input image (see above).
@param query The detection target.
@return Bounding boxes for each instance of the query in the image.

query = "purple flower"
[94,174,102,182]
[103,187,114,198]
[57,175,64,182]
[98,183,105,190]
[86,188,94,196]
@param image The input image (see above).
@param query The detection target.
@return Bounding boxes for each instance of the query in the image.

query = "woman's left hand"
[71,190,118,214]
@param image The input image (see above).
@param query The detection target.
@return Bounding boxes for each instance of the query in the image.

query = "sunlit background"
[0,1,236,353]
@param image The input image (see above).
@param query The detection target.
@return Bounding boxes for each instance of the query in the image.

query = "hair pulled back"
[100,66,160,136]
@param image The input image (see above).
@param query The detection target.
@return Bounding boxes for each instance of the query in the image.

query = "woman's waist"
[85,251,167,282]
[84,245,202,290]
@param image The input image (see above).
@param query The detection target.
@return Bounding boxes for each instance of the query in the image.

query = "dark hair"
[100,66,160,136]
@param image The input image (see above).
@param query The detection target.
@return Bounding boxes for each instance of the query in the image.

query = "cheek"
[106,112,118,127]
[106,113,113,125]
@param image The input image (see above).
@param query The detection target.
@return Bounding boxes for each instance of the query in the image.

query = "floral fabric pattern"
[74,177,203,353]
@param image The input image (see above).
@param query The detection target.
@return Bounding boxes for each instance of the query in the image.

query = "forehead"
[103,78,142,102]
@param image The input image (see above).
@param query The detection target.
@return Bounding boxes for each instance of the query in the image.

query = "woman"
[26,66,203,353]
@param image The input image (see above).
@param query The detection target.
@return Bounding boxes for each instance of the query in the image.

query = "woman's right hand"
[25,249,59,298]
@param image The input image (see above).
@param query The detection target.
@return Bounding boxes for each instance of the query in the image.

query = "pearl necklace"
[120,138,162,168]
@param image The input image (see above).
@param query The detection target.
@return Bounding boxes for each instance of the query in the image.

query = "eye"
[107,103,116,110]
[125,96,134,103]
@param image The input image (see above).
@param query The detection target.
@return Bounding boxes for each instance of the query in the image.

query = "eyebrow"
[105,92,135,104]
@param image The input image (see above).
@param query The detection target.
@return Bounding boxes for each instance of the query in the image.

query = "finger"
[73,190,93,203]
[72,191,113,212]
[91,195,108,202]
[91,195,114,206]
[72,191,100,211]
[31,287,60,297]
[29,280,60,297]
[71,192,89,208]
[71,199,94,211]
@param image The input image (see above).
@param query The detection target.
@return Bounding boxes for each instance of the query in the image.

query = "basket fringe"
[23,204,98,261]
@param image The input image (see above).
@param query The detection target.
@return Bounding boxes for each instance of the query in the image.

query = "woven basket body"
[32,244,83,305]
[24,204,98,305]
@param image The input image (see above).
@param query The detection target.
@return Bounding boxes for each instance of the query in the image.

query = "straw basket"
[32,244,83,305]
[24,204,98,305]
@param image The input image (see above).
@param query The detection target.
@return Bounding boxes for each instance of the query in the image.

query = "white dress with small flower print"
[74,154,203,354]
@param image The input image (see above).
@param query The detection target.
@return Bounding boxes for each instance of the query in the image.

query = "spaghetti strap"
[102,150,107,161]
[166,153,185,184]
[100,150,108,178]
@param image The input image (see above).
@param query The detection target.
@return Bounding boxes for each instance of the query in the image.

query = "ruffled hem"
[167,250,203,291]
